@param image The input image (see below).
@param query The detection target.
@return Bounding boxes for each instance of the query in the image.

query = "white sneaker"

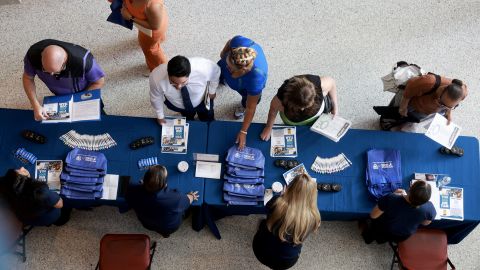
[234,105,245,120]
[142,71,150,78]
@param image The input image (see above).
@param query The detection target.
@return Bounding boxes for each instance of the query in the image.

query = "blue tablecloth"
[0,109,206,211]
[204,121,480,243]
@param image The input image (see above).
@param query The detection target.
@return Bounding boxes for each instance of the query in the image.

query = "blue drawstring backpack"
[366,149,402,200]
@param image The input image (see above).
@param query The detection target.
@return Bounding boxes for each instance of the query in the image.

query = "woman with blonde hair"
[252,174,321,269]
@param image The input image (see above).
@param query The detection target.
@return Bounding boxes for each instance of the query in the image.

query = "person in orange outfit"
[121,0,168,72]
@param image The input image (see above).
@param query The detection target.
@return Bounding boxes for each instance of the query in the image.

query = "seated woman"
[260,75,338,141]
[0,167,67,226]
[361,180,436,244]
[126,165,199,238]
[252,174,321,270]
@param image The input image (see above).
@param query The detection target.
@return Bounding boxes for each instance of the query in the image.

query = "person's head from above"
[3,167,30,189]
[4,168,49,206]
[143,165,168,193]
[267,173,321,245]
[167,55,191,90]
[408,180,431,207]
[283,76,318,109]
[41,45,68,76]
[226,47,257,76]
[438,79,464,110]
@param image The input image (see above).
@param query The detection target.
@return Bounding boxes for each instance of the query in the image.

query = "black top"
[252,196,302,268]
[1,179,62,226]
[26,39,94,78]
[376,193,436,239]
[126,185,190,233]
[276,74,324,122]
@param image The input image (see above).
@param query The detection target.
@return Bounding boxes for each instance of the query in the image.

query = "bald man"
[23,39,105,121]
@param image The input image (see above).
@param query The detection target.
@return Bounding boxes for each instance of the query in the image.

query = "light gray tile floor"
[0,0,479,269]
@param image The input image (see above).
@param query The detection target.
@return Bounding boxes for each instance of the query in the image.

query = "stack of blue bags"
[60,148,107,200]
[223,146,265,205]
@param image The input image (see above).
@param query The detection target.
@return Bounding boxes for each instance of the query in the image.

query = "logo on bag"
[76,154,97,163]
[233,152,255,161]
[372,161,393,170]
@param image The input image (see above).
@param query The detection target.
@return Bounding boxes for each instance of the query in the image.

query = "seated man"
[126,165,199,237]
[23,39,105,121]
[150,55,220,125]
[382,74,467,130]
[361,180,436,244]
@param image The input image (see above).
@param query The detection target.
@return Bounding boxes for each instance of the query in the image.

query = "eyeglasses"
[42,61,67,76]
[438,89,458,110]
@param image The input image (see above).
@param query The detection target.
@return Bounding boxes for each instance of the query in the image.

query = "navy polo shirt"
[20,186,61,226]
[252,196,301,266]
[377,193,436,239]
[126,185,190,233]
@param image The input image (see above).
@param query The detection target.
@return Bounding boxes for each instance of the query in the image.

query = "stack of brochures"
[270,126,297,157]
[310,113,351,142]
[42,89,101,123]
[161,117,189,154]
[35,160,63,192]
[411,173,464,221]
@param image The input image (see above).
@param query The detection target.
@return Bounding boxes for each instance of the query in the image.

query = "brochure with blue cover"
[42,89,101,123]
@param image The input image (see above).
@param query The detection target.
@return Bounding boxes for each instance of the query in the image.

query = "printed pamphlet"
[161,117,189,154]
[270,126,297,157]
[282,163,308,185]
[35,160,62,192]
[310,113,351,142]
[42,89,101,123]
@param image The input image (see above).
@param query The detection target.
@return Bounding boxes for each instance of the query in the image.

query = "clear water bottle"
[438,176,451,189]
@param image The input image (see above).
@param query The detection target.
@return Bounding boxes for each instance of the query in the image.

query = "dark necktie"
[180,86,194,112]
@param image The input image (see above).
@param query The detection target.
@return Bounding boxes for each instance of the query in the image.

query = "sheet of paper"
[195,161,221,179]
[72,98,100,121]
[264,189,273,206]
[101,174,119,200]
[194,153,219,162]
[425,113,461,149]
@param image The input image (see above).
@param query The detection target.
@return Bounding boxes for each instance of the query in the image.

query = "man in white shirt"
[150,55,220,125]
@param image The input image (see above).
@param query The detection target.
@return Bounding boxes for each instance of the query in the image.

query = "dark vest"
[26,39,93,78]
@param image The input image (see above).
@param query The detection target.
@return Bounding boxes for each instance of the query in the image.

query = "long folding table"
[0,108,207,229]
[204,121,480,243]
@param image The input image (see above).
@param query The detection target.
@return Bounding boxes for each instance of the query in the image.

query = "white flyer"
[425,113,461,149]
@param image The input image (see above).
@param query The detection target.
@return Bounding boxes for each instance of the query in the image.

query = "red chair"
[390,228,455,270]
[96,234,157,270]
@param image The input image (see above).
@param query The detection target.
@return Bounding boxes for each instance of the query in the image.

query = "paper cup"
[177,161,189,172]
[272,181,283,193]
